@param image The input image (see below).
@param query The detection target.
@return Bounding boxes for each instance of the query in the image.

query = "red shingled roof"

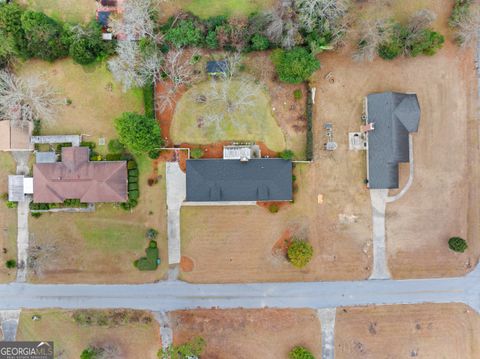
[33,147,128,203]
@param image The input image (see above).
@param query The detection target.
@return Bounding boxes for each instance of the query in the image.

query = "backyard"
[17,0,95,23]
[16,309,160,358]
[28,156,168,284]
[16,59,144,156]
[170,78,286,152]
[335,303,480,358]
[169,308,321,359]
[0,152,17,283]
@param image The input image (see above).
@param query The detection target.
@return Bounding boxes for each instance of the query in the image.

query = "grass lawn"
[28,157,168,284]
[170,79,286,151]
[16,309,160,358]
[16,59,144,155]
[166,0,275,19]
[18,0,95,23]
[0,152,17,283]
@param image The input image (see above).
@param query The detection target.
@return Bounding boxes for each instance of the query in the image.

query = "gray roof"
[186,159,292,202]
[367,92,420,189]
[206,60,227,74]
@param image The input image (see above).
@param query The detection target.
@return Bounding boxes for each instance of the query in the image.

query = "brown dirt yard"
[28,158,168,284]
[314,0,479,279]
[15,309,160,358]
[335,303,480,358]
[169,308,321,359]
[0,152,17,283]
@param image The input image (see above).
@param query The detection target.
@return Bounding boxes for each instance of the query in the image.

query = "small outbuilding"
[206,60,227,75]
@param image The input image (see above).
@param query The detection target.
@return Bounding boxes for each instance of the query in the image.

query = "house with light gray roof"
[365,92,420,189]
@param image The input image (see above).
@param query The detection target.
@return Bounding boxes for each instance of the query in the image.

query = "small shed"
[206,61,227,75]
[97,11,111,27]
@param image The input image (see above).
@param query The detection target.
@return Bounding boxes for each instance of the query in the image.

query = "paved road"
[0,265,479,313]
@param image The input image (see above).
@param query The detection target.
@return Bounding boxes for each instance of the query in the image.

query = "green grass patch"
[179,0,274,18]
[170,80,285,151]
[76,220,147,251]
[20,0,96,23]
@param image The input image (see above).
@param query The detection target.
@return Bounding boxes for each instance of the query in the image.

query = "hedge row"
[30,199,88,210]
[143,83,155,119]
[306,87,313,161]
[121,159,139,210]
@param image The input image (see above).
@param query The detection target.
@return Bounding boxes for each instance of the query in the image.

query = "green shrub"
[408,29,444,56]
[115,112,163,154]
[146,228,158,240]
[121,198,138,210]
[134,242,159,271]
[105,153,122,161]
[128,175,138,184]
[190,148,204,159]
[127,160,137,170]
[129,168,139,176]
[279,149,295,160]
[164,19,203,47]
[271,48,320,84]
[31,212,42,218]
[143,83,155,118]
[5,200,17,208]
[80,347,102,359]
[32,119,41,136]
[448,237,468,253]
[287,239,313,268]
[250,33,270,51]
[108,139,125,154]
[80,141,96,150]
[205,30,219,49]
[129,190,139,200]
[293,89,302,100]
[289,346,315,359]
[128,182,139,191]
[378,39,402,60]
[149,240,157,249]
[269,204,279,213]
[5,259,16,269]
[158,337,205,359]
[148,149,161,159]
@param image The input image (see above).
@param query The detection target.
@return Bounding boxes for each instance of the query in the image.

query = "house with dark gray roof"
[365,92,420,189]
[186,158,292,202]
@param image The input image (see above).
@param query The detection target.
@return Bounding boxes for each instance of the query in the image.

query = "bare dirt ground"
[169,308,321,359]
[16,309,160,359]
[335,303,480,359]
[180,158,371,283]
[0,153,17,283]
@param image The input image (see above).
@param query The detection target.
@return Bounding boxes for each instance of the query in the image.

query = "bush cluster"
[134,240,159,271]
[190,147,204,159]
[378,23,444,60]
[143,83,155,119]
[0,4,112,65]
[29,199,88,211]
[289,346,315,359]
[448,236,468,253]
[5,259,16,269]
[115,112,163,154]
[158,337,205,359]
[287,238,313,268]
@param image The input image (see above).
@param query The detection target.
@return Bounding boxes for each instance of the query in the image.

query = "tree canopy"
[271,47,320,84]
[115,112,163,154]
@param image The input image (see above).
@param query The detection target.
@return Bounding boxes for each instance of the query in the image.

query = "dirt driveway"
[169,309,321,359]
[335,303,480,358]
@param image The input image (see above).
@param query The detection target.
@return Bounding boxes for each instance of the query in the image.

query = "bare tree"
[450,4,480,47]
[108,41,162,91]
[295,0,351,46]
[402,9,437,55]
[352,18,393,62]
[0,71,59,127]
[110,0,160,40]
[263,0,301,49]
